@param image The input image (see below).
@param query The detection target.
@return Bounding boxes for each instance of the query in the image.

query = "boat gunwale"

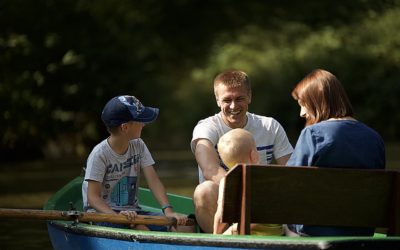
[47,220,400,250]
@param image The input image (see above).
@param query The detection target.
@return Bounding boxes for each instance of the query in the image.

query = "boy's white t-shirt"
[191,112,293,183]
[82,138,155,212]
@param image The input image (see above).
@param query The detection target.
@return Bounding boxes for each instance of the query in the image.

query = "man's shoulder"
[191,114,223,150]
[198,113,221,123]
[248,113,278,125]
[194,113,221,129]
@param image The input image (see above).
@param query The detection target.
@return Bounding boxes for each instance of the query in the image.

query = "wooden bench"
[221,164,400,235]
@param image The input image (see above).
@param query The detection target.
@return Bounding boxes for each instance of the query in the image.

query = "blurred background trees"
[1,0,400,160]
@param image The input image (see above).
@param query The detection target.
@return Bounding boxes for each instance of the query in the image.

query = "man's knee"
[193,181,218,206]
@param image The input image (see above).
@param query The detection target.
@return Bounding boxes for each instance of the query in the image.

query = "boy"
[213,128,283,235]
[82,95,188,231]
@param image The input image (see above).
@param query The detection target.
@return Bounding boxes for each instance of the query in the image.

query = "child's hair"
[217,128,257,169]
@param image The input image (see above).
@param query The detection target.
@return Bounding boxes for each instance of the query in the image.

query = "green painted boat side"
[44,176,400,250]
[44,176,195,215]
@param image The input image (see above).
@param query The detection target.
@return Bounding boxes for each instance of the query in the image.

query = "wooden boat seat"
[221,164,400,235]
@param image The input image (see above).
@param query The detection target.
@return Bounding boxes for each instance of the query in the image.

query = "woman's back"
[287,119,385,236]
[288,119,385,170]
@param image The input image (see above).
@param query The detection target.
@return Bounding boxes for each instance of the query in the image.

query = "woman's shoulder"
[308,119,382,140]
[300,122,333,138]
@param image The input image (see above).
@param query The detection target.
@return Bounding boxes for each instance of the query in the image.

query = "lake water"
[1,145,399,250]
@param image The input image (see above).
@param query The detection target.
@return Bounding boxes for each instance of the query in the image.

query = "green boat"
[43,174,400,250]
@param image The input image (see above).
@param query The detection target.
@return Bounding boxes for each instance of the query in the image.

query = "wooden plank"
[221,164,400,235]
[388,172,400,236]
[239,164,251,235]
[222,164,242,223]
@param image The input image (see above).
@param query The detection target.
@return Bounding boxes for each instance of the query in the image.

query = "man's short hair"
[213,70,251,96]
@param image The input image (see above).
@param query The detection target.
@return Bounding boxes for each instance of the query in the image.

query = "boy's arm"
[142,166,170,208]
[142,166,188,225]
[194,139,226,184]
[87,180,117,214]
[87,180,137,221]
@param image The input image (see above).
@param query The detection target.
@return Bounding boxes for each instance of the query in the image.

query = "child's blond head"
[217,128,258,169]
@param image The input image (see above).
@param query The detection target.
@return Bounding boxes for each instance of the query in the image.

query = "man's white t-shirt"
[82,138,155,212]
[191,112,293,182]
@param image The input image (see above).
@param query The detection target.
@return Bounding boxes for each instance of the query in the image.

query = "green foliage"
[1,0,400,159]
[186,4,400,141]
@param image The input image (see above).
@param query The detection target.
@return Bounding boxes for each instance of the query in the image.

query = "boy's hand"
[164,211,188,226]
[119,210,137,221]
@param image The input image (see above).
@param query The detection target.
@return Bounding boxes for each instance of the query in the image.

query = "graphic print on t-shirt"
[257,145,274,163]
[110,176,137,206]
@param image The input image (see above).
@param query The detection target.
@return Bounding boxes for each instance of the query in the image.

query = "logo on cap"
[118,96,145,119]
[101,95,159,128]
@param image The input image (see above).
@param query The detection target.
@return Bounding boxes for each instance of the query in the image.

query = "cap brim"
[134,107,159,124]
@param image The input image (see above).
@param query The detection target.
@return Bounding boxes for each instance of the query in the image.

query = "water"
[0,156,198,250]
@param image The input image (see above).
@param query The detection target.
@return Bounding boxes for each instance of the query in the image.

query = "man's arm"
[276,153,291,165]
[194,139,226,184]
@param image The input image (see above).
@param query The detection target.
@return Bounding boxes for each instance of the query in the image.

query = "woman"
[286,69,385,236]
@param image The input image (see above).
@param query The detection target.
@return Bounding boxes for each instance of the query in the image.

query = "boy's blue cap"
[101,95,159,127]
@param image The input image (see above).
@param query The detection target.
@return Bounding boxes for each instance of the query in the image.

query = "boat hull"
[45,177,400,250]
[47,220,400,250]
[48,221,229,250]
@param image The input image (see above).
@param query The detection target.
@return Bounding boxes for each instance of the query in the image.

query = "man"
[191,70,293,232]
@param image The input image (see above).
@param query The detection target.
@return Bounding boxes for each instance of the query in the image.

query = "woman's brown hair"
[292,69,353,126]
